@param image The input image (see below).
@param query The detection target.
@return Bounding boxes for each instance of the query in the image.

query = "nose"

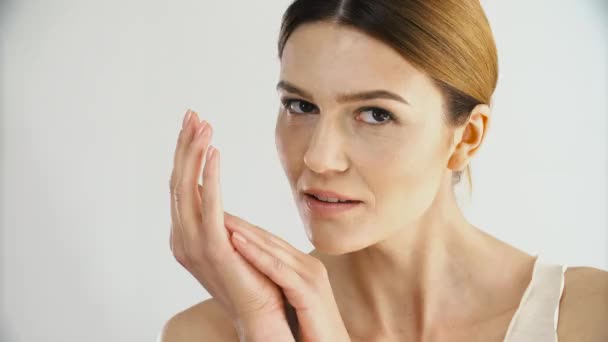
[303,117,349,175]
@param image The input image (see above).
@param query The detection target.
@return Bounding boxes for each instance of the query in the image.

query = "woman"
[161,0,608,341]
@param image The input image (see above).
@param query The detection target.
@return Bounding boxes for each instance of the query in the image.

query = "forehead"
[279,21,435,105]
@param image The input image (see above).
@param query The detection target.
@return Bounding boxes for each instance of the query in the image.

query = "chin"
[304,221,377,255]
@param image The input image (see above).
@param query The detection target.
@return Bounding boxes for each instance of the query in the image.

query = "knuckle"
[272,256,285,272]
[263,234,275,246]
[172,181,187,203]
[169,177,178,196]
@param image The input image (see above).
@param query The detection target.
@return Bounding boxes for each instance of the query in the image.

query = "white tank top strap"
[502,254,568,342]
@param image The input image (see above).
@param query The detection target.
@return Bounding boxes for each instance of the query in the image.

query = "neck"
[310,180,534,340]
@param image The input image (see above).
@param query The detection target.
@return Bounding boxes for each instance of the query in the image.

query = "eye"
[280,98,396,125]
[357,107,395,125]
[280,98,317,114]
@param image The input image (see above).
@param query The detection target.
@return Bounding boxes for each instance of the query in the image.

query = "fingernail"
[233,232,247,244]
[195,121,208,137]
[182,109,192,128]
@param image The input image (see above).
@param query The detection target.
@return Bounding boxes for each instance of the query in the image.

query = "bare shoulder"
[557,266,608,342]
[158,298,239,342]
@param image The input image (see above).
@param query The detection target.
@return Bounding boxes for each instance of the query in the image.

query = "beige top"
[503,254,568,342]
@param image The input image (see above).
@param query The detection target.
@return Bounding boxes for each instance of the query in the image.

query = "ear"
[447,104,491,171]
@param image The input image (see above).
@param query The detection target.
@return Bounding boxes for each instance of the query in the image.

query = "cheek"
[379,163,441,226]
[352,125,426,171]
[361,129,446,223]
[275,114,310,184]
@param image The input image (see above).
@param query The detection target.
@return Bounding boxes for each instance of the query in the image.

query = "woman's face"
[275,22,457,254]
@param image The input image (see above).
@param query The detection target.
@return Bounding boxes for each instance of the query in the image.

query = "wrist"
[233,315,295,342]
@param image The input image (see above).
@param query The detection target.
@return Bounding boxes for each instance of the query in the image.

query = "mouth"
[302,193,363,216]
[304,193,362,204]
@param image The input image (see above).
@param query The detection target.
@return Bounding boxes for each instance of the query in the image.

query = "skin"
[274,20,527,341]
[160,21,608,342]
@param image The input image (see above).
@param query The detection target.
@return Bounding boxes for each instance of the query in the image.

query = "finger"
[171,110,199,191]
[232,231,334,337]
[170,110,198,256]
[231,231,303,292]
[173,109,196,166]
[199,144,228,243]
[224,213,306,262]
[229,223,303,272]
[178,113,213,242]
[170,110,199,231]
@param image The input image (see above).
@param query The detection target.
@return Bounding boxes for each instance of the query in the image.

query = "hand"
[224,212,351,342]
[168,109,291,333]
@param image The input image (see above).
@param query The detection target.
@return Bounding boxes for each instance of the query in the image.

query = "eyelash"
[280,98,397,126]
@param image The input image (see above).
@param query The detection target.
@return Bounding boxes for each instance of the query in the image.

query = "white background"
[1,0,606,341]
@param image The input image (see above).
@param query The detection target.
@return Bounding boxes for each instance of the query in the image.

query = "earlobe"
[447,143,467,171]
[447,125,467,171]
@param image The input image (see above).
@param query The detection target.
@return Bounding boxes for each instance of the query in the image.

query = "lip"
[303,193,363,217]
[301,188,361,202]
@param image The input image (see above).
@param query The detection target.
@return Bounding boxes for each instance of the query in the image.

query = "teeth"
[313,195,352,203]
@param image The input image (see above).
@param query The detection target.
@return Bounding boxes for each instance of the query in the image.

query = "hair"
[277,0,499,194]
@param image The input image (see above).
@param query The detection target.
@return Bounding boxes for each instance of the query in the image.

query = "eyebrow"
[276,80,410,105]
